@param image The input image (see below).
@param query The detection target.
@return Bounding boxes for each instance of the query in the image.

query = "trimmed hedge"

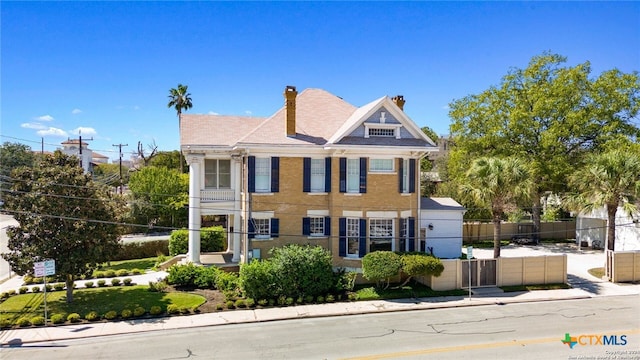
[169,227,225,256]
[111,240,169,261]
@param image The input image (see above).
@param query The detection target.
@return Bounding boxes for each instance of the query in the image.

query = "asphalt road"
[2,296,638,360]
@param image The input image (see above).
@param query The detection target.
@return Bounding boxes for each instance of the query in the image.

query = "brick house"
[180,86,437,268]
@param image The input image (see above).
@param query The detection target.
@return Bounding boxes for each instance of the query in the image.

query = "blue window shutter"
[271,157,279,193]
[325,157,332,193]
[303,158,311,193]
[359,218,367,257]
[339,158,346,193]
[398,158,404,193]
[408,217,416,252]
[271,218,279,238]
[248,156,256,193]
[324,216,331,236]
[409,158,416,193]
[248,219,255,239]
[359,158,367,193]
[339,218,346,257]
[302,217,311,235]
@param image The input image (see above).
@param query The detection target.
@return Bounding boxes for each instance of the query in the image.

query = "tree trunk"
[606,203,617,252]
[65,274,75,303]
[493,214,501,258]
[531,192,542,244]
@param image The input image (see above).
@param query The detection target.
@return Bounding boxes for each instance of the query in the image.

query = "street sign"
[467,246,473,259]
[33,260,56,277]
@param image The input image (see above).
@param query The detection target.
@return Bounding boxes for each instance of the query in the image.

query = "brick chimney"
[284,85,298,137]
[392,95,405,111]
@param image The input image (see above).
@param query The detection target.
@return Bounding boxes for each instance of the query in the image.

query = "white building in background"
[60,139,93,173]
[576,206,640,251]
[420,197,466,258]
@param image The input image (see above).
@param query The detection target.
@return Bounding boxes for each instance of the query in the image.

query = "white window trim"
[252,218,271,240]
[310,158,326,193]
[254,157,271,193]
[346,158,360,193]
[364,123,402,139]
[369,218,395,252]
[204,159,232,189]
[369,158,395,173]
[346,217,360,258]
[309,216,325,237]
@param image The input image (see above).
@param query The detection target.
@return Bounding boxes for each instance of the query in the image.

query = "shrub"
[93,271,105,278]
[44,284,52,292]
[270,245,335,299]
[305,295,314,303]
[104,270,116,278]
[245,298,255,308]
[104,311,118,320]
[215,271,239,292]
[17,317,31,327]
[150,306,163,315]
[268,299,275,307]
[67,313,81,323]
[0,319,11,328]
[195,266,220,289]
[316,295,325,303]
[113,240,168,261]
[356,287,380,301]
[167,263,200,288]
[97,279,107,287]
[400,254,444,286]
[277,296,287,306]
[362,251,402,289]
[19,286,29,294]
[239,260,276,300]
[51,313,66,324]
[84,281,94,288]
[32,286,41,293]
[257,299,268,307]
[123,278,133,286]
[1,292,9,299]
[131,268,142,275]
[121,309,133,319]
[111,278,122,286]
[225,300,235,309]
[116,269,129,277]
[23,275,34,285]
[167,304,180,314]
[53,283,65,291]
[85,311,100,321]
[234,299,246,308]
[7,289,17,296]
[31,316,45,326]
[148,280,168,292]
[326,294,335,303]
[134,307,146,317]
[169,227,225,256]
[215,303,224,311]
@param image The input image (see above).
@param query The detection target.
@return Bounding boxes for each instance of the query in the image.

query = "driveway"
[467,242,640,296]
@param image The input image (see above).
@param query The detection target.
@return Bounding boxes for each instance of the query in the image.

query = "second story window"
[368,128,395,137]
[254,157,271,192]
[370,159,394,172]
[347,158,360,193]
[310,159,325,192]
[204,159,231,189]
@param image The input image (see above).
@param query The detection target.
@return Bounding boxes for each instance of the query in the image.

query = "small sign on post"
[33,260,56,325]
[467,246,473,300]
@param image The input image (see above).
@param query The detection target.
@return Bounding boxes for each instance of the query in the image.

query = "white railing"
[200,189,235,202]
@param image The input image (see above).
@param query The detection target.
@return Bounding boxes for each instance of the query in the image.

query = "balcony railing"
[200,188,235,202]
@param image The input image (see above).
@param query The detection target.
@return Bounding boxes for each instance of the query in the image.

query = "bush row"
[22,269,143,286]
[111,240,169,261]
[2,278,136,298]
[168,227,225,256]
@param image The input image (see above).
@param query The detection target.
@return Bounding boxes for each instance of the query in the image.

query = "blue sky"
[2,1,638,161]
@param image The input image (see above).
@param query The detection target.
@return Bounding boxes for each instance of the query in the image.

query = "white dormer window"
[369,128,395,137]
[364,123,402,139]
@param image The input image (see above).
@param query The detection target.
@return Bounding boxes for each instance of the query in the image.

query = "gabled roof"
[421,197,466,211]
[181,114,266,147]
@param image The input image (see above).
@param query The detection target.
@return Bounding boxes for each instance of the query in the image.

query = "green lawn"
[355,282,467,301]
[0,285,205,324]
[588,267,605,279]
[97,258,157,272]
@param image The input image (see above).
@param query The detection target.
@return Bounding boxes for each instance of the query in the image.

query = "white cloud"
[36,114,54,121]
[71,108,82,115]
[37,127,68,137]
[208,111,219,115]
[71,127,97,136]
[442,105,450,110]
[21,122,47,130]
[244,110,253,115]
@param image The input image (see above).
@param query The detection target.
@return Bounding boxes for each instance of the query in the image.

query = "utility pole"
[112,143,128,194]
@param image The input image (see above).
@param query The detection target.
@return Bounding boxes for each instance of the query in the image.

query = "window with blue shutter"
[271,157,279,193]
[303,158,311,193]
[248,218,255,239]
[248,156,256,193]
[408,217,416,252]
[398,158,404,193]
[359,218,367,257]
[409,159,416,193]
[324,216,331,236]
[302,217,311,235]
[359,158,367,193]
[339,158,347,193]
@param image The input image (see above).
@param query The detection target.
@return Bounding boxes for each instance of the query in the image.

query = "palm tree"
[167,84,193,172]
[569,149,640,254]
[460,157,532,258]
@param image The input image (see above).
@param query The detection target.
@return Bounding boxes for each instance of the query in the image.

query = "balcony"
[200,188,235,202]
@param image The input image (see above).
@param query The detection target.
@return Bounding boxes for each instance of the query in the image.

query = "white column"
[232,156,242,262]
[187,154,203,264]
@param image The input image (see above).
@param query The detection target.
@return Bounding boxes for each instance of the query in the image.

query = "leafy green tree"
[150,150,187,173]
[127,166,188,230]
[269,245,335,299]
[459,157,532,258]
[93,163,128,189]
[361,251,402,289]
[399,254,444,287]
[1,151,124,302]
[0,142,36,191]
[449,52,640,241]
[568,149,640,254]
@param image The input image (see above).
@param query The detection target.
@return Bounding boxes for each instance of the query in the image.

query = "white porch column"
[232,155,242,262]
[186,154,203,264]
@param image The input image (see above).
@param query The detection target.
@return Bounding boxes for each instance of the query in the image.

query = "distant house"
[576,206,640,251]
[420,197,466,258]
[60,139,93,173]
[91,152,109,165]
[180,86,438,266]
